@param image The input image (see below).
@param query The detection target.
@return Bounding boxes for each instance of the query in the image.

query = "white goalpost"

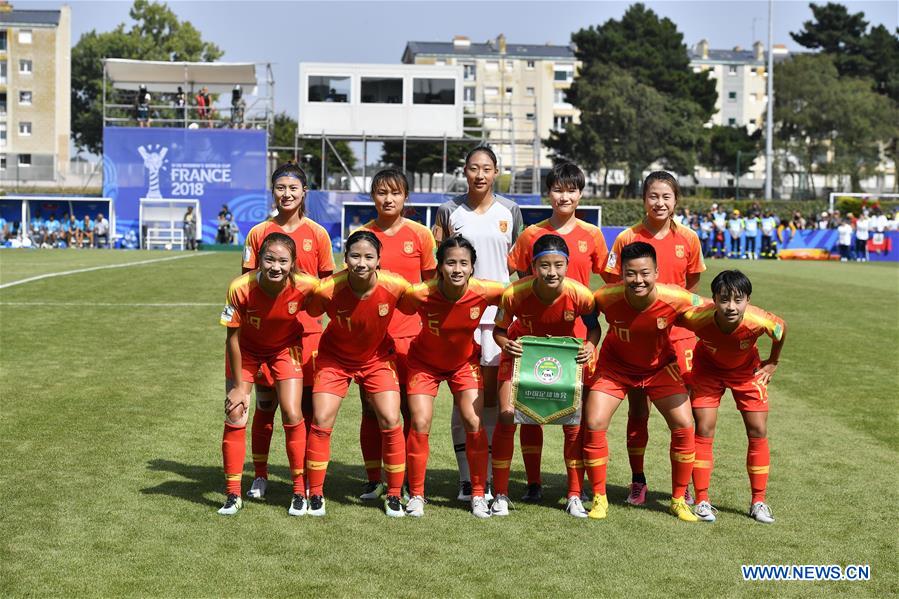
[139,198,200,250]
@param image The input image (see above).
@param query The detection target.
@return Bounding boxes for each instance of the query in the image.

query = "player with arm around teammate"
[218,233,319,516]
[397,235,504,518]
[678,270,786,523]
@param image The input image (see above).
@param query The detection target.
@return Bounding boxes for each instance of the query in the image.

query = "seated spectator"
[30,211,46,247]
[0,215,8,242]
[45,214,62,247]
[94,213,110,248]
[77,215,94,248]
[64,214,79,247]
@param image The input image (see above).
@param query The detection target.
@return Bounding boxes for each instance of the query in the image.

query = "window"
[463,64,476,81]
[526,60,536,70]
[554,65,574,83]
[526,86,535,97]
[18,29,33,44]
[19,59,32,74]
[553,115,573,131]
[360,77,402,104]
[526,112,535,121]
[0,92,6,116]
[463,86,476,104]
[19,153,31,167]
[728,65,738,75]
[727,118,737,126]
[0,62,6,85]
[485,61,499,72]
[554,89,569,105]
[505,86,513,96]
[0,155,6,170]
[0,123,6,146]
[19,122,31,136]
[19,91,32,105]
[484,86,499,98]
[308,75,351,102]
[728,91,737,102]
[412,78,455,104]
[0,31,7,51]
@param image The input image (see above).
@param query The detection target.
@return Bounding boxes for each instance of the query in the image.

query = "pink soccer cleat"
[626,482,647,505]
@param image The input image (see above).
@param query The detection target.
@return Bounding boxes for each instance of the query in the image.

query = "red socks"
[519,424,543,485]
[670,427,695,499]
[305,424,332,496]
[491,423,517,496]
[283,421,306,495]
[359,411,382,483]
[222,423,246,496]
[381,425,406,497]
[562,425,585,498]
[747,436,770,503]
[250,408,276,479]
[406,430,429,498]
[626,415,649,478]
[466,429,489,498]
[583,429,608,497]
[692,435,714,503]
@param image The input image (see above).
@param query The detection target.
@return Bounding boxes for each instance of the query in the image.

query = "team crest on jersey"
[563,310,575,321]
[403,241,414,254]
[249,316,262,329]
[675,245,685,258]
[378,303,389,317]
[656,317,668,329]
[303,239,313,252]
[498,220,509,233]
[740,340,750,350]
[288,302,298,315]
[470,306,481,320]
[578,240,588,253]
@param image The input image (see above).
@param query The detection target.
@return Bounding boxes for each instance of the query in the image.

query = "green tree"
[270,112,356,189]
[71,0,223,153]
[700,125,760,180]
[791,2,872,78]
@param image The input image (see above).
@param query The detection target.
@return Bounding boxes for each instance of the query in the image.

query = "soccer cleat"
[384,495,405,518]
[247,477,268,499]
[670,497,699,522]
[749,502,775,523]
[288,494,308,517]
[566,495,588,519]
[307,495,326,517]
[684,485,695,506]
[217,493,243,516]
[359,480,386,501]
[485,481,494,502]
[521,482,543,503]
[625,482,648,506]
[694,500,718,523]
[489,494,511,517]
[471,496,491,519]
[588,494,608,520]
[405,495,425,518]
[457,480,473,502]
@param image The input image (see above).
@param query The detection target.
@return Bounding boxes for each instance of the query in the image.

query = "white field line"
[0,253,210,290]
[0,302,219,307]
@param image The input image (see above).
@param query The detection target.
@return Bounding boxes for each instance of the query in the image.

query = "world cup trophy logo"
[138,144,169,199]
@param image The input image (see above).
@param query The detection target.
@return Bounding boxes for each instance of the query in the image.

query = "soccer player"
[492,234,598,518]
[507,161,608,502]
[357,169,436,501]
[678,270,786,523]
[304,230,411,518]
[218,233,319,516]
[586,241,701,522]
[397,235,504,518]
[433,145,523,501]
[241,163,335,500]
[601,172,705,506]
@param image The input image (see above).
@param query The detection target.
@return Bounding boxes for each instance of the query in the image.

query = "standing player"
[602,171,705,506]
[433,145,523,501]
[218,233,318,516]
[678,270,786,523]
[492,235,598,518]
[241,163,335,500]
[586,242,701,522]
[507,161,608,502]
[397,236,505,518]
[304,231,411,518]
[357,169,436,500]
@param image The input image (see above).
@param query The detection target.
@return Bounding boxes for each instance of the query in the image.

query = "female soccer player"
[218,233,319,516]
[492,234,598,518]
[304,230,411,518]
[433,145,523,501]
[601,171,705,506]
[586,242,701,522]
[397,236,505,518]
[677,270,786,523]
[241,162,335,500]
[357,168,436,500]
[507,161,608,502]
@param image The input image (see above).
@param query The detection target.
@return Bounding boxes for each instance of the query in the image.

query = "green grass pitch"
[1,249,896,597]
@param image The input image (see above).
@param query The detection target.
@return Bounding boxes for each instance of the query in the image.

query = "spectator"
[136,85,151,128]
[728,209,744,258]
[94,213,110,248]
[0,215,8,243]
[871,207,888,233]
[45,214,61,248]
[817,211,831,230]
[230,85,246,129]
[216,205,233,243]
[744,209,760,259]
[712,205,727,257]
[76,215,94,248]
[760,210,777,258]
[699,212,714,257]
[195,87,212,128]
[183,206,197,250]
[836,218,853,261]
[854,211,870,262]
[30,210,46,247]
[174,86,187,126]
[227,214,240,245]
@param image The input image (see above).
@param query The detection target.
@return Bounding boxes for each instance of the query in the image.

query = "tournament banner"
[511,336,583,426]
[102,127,268,244]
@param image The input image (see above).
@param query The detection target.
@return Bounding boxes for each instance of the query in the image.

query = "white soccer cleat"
[217,493,243,516]
[485,480,494,502]
[565,495,589,519]
[694,500,717,523]
[489,494,511,517]
[384,495,405,518]
[247,477,268,499]
[405,495,425,518]
[307,495,326,517]
[749,501,775,523]
[288,494,308,517]
[471,496,491,519]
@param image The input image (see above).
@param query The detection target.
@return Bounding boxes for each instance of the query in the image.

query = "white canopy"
[103,59,258,94]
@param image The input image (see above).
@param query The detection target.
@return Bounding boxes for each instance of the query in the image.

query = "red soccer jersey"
[595,283,702,378]
[678,303,786,378]
[220,271,318,355]
[494,276,596,340]
[242,217,335,334]
[306,270,411,366]
[398,277,505,371]
[360,219,437,339]
[508,218,609,286]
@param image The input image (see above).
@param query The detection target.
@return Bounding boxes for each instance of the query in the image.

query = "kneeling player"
[678,270,786,523]
[218,233,318,516]
[397,236,504,518]
[584,241,701,522]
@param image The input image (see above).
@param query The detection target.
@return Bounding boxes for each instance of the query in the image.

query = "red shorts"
[239,331,320,388]
[690,368,769,412]
[406,354,483,396]
[390,335,415,385]
[588,362,686,402]
[231,345,303,384]
[312,350,400,396]
[671,335,697,383]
